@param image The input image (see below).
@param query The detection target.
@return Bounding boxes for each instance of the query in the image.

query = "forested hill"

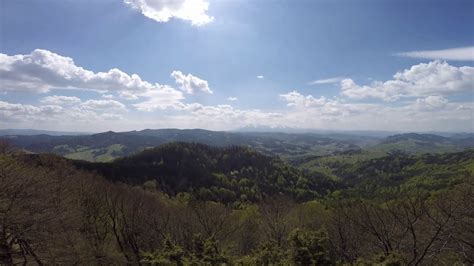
[4,128,473,162]
[3,141,473,264]
[370,132,474,154]
[73,142,339,203]
[332,149,474,199]
[3,129,360,162]
[71,142,474,204]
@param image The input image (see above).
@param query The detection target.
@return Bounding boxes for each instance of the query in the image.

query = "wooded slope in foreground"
[0,141,473,265]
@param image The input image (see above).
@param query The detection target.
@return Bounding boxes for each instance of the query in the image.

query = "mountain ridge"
[2,129,473,162]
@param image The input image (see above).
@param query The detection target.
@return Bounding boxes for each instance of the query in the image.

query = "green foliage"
[328,150,474,200]
[253,241,287,265]
[141,238,185,265]
[2,139,473,265]
[288,228,331,265]
[73,142,339,204]
[202,237,228,265]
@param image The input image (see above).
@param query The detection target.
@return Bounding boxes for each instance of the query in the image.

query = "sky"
[0,0,473,132]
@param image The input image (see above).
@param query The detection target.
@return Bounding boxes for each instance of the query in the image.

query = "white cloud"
[37,95,127,115]
[280,90,327,108]
[0,98,128,127]
[40,95,81,105]
[257,75,264,79]
[0,49,148,93]
[134,85,185,111]
[171,70,212,94]
[0,101,50,122]
[308,76,344,85]
[124,0,213,26]
[119,91,139,100]
[227,96,238,101]
[80,99,127,112]
[1,92,472,132]
[101,113,124,120]
[281,91,369,118]
[340,61,474,101]
[414,95,449,111]
[396,46,474,61]
[162,103,283,130]
[277,90,473,132]
[0,100,72,123]
[0,49,185,109]
[1,50,472,132]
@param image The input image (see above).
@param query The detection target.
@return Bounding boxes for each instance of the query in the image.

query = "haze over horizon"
[1,127,473,137]
[1,0,473,132]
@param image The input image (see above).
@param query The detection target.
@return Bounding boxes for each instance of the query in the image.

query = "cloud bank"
[340,61,474,101]
[1,49,472,132]
[0,49,187,109]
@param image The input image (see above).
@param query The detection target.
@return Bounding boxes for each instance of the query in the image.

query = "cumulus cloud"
[162,103,283,130]
[0,101,55,121]
[396,46,474,61]
[340,61,474,101]
[124,0,213,26]
[280,90,372,119]
[2,92,472,132]
[0,98,128,126]
[37,96,127,118]
[280,91,327,108]
[414,95,449,111]
[119,91,140,100]
[101,113,124,120]
[0,49,149,93]
[1,49,472,132]
[41,95,81,105]
[0,100,68,123]
[80,99,127,112]
[0,49,185,109]
[308,76,344,85]
[277,90,473,131]
[134,85,185,111]
[227,96,238,101]
[257,75,264,79]
[171,70,212,94]
[0,91,133,130]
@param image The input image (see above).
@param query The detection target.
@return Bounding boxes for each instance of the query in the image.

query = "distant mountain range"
[1,128,473,162]
[0,129,90,136]
[373,133,474,154]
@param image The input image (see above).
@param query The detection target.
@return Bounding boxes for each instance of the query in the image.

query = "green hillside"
[5,130,473,163]
[5,129,362,162]
[73,142,339,203]
[2,142,473,265]
[293,133,473,175]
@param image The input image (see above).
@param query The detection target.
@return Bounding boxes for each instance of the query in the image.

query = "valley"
[1,129,473,264]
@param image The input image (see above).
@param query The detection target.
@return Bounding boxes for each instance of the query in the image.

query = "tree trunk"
[0,231,13,265]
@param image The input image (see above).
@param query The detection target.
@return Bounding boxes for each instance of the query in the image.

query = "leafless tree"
[258,196,294,247]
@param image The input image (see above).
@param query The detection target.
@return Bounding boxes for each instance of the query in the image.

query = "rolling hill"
[369,133,472,154]
[72,142,339,203]
[3,129,361,162]
[2,129,473,164]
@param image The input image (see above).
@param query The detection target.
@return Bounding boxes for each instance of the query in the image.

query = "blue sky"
[0,0,473,132]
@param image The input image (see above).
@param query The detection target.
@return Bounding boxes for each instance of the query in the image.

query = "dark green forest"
[1,140,473,265]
